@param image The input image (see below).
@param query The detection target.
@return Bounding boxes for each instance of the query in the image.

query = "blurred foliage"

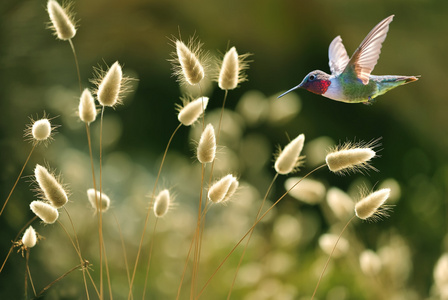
[1,0,447,299]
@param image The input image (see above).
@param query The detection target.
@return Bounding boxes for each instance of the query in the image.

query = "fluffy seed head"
[197,124,216,163]
[87,189,110,213]
[217,47,250,90]
[32,119,52,141]
[359,250,382,276]
[355,188,391,221]
[274,134,305,174]
[208,174,239,204]
[177,96,209,126]
[22,226,37,249]
[30,201,59,224]
[326,139,380,175]
[153,189,171,217]
[35,164,68,208]
[171,38,205,85]
[47,0,76,40]
[79,89,97,124]
[96,61,123,107]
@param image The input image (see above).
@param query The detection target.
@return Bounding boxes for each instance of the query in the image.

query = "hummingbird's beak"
[277,84,302,99]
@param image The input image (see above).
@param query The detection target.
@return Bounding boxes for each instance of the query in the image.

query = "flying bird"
[278,15,419,104]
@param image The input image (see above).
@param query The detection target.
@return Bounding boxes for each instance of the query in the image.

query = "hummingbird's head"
[278,70,331,98]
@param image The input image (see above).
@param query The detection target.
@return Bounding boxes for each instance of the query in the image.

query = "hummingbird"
[278,15,419,104]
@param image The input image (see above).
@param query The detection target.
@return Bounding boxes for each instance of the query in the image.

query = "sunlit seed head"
[32,119,52,141]
[208,174,239,204]
[153,189,171,217]
[79,89,97,124]
[434,253,448,291]
[87,189,110,213]
[274,133,305,175]
[22,226,37,249]
[24,114,57,146]
[46,0,76,40]
[177,96,209,126]
[30,201,59,224]
[325,138,380,175]
[96,61,122,107]
[171,37,206,85]
[35,164,68,208]
[355,188,391,221]
[217,47,251,90]
[197,124,216,163]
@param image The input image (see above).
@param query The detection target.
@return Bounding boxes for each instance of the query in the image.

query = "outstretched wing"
[328,36,350,75]
[345,15,394,85]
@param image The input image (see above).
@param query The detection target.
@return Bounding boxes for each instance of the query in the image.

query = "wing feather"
[345,15,394,84]
[328,36,350,75]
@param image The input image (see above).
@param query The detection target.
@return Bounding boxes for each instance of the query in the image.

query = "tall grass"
[0,1,445,300]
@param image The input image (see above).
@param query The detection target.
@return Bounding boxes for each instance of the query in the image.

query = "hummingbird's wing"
[328,36,350,75]
[344,15,394,85]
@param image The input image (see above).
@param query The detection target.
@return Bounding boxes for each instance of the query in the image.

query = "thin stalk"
[34,262,85,299]
[1,216,37,273]
[196,164,327,299]
[128,123,182,300]
[227,173,279,299]
[142,219,159,299]
[190,163,206,300]
[176,228,197,300]
[0,144,36,217]
[310,215,356,300]
[99,106,105,299]
[68,38,82,93]
[113,212,132,295]
[26,250,37,297]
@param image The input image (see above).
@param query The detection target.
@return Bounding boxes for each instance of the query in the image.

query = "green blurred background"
[1,0,447,299]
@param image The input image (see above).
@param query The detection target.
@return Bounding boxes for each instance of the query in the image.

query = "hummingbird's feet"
[363,96,376,105]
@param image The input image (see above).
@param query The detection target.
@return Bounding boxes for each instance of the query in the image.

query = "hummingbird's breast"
[323,76,377,103]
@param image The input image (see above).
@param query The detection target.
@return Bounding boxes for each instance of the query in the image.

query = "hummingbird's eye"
[309,75,316,81]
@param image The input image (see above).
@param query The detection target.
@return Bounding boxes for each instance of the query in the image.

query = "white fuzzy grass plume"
[208,174,239,204]
[274,133,305,175]
[355,188,391,221]
[153,189,171,218]
[177,96,209,126]
[217,47,250,90]
[35,164,68,208]
[96,61,123,107]
[79,89,97,124]
[197,123,216,163]
[87,189,110,213]
[47,0,76,41]
[24,115,56,145]
[30,201,59,224]
[326,139,380,175]
[172,37,205,85]
[22,226,37,249]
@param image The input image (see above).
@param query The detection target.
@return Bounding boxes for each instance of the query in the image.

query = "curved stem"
[68,39,82,93]
[310,215,356,300]
[196,164,327,299]
[142,219,159,299]
[0,144,36,217]
[128,123,182,299]
[227,173,279,299]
